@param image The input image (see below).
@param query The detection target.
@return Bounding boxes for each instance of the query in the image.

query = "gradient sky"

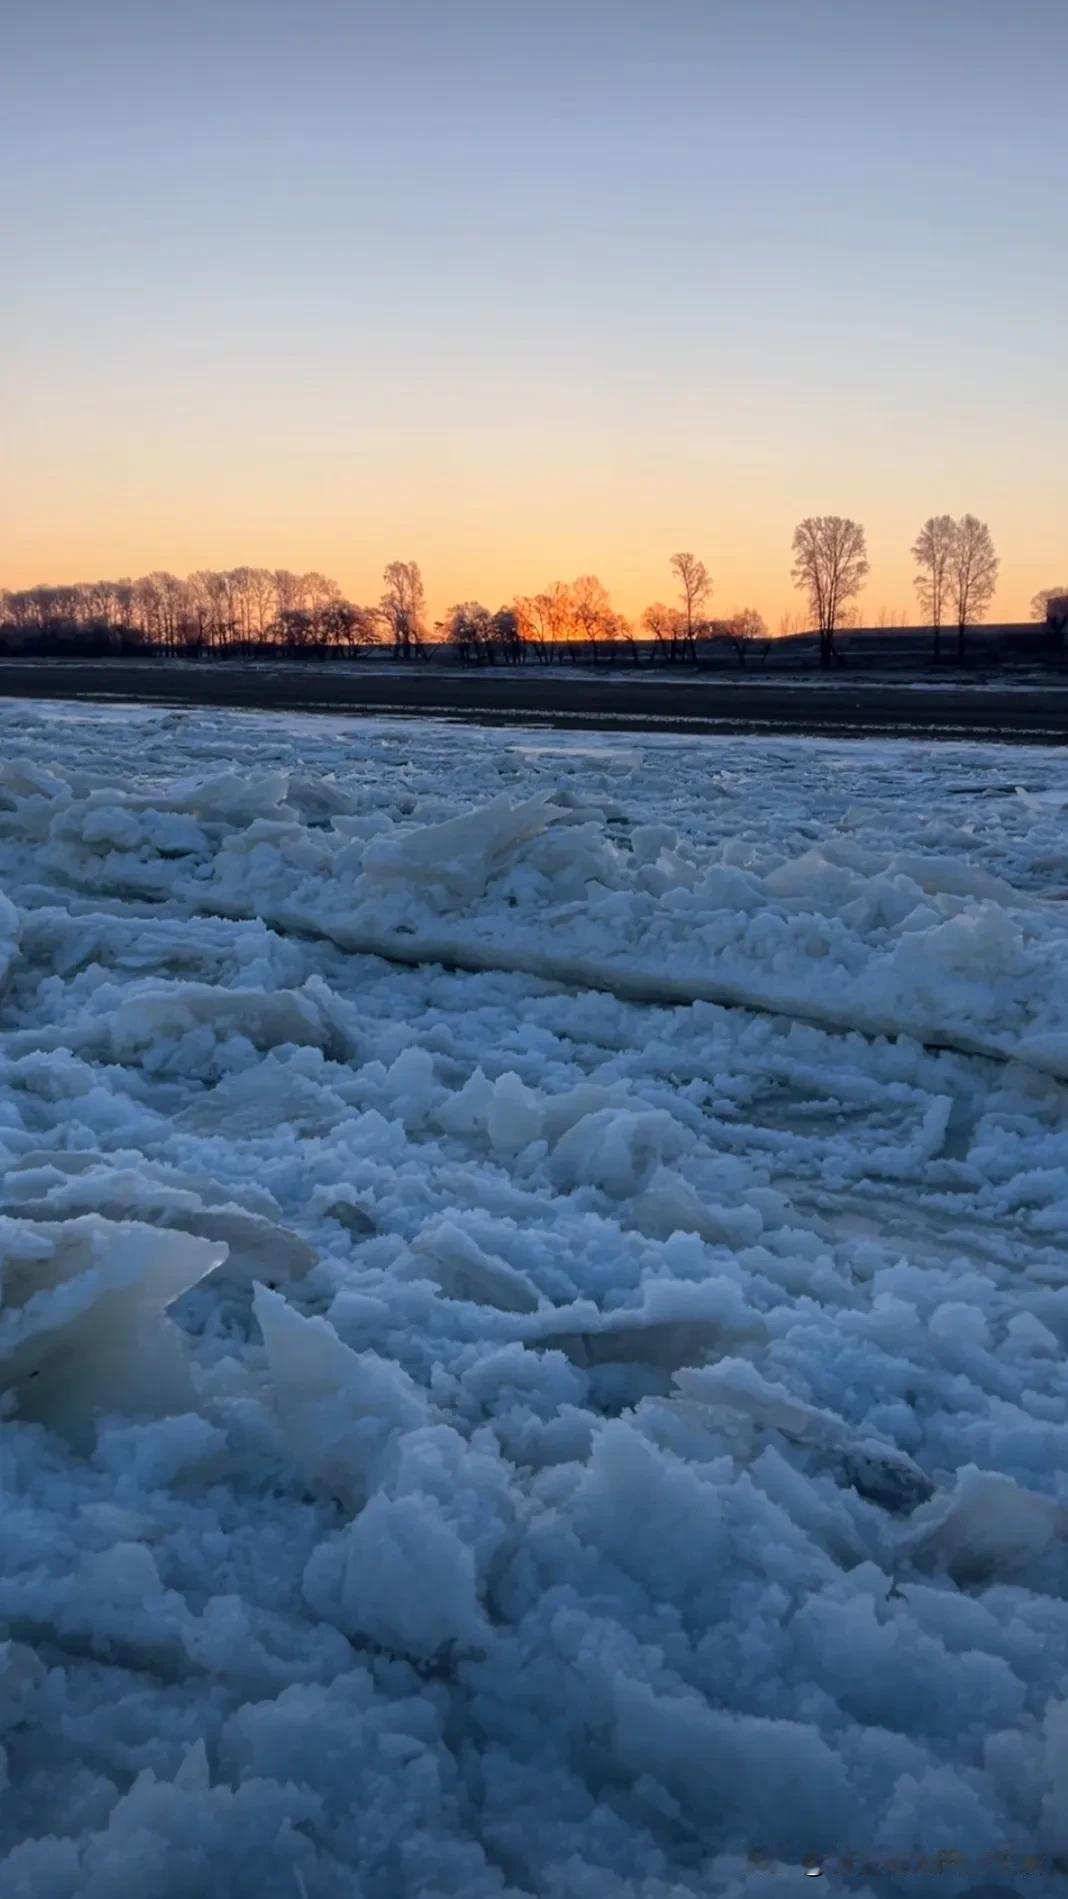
[3,0,1066,627]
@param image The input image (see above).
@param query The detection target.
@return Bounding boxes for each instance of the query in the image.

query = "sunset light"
[3,1,1065,629]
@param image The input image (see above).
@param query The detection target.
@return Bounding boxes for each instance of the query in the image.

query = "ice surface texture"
[0,703,1067,1897]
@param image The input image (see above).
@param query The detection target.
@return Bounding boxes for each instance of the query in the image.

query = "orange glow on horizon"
[0,524,1051,637]
[2,417,1061,636]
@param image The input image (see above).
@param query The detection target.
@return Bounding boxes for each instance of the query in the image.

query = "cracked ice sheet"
[0,703,1067,1899]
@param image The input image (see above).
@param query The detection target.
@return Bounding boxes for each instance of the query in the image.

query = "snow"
[1,699,1068,1896]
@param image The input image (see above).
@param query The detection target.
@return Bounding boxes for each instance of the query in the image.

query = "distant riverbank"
[3,658,1068,743]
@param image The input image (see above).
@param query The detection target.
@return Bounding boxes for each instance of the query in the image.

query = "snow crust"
[1,701,1068,1896]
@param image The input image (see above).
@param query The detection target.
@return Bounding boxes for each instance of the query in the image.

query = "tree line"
[0,567,380,659]
[2,527,1065,669]
[0,557,769,667]
[793,514,1065,667]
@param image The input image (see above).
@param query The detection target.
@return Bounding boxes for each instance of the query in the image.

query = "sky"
[2,0,1066,629]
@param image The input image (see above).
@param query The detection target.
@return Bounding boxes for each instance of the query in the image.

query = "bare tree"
[245,567,276,640]
[443,601,493,664]
[1031,586,1068,648]
[911,515,955,659]
[517,582,579,661]
[303,571,341,620]
[319,600,378,656]
[272,570,307,625]
[276,608,315,655]
[380,560,426,659]
[514,586,572,664]
[571,574,627,663]
[641,601,683,665]
[720,607,768,668]
[947,515,998,661]
[791,516,869,667]
[513,592,554,664]
[670,552,711,662]
[488,606,524,665]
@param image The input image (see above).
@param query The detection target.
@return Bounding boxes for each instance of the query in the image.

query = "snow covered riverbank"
[1,702,1067,1898]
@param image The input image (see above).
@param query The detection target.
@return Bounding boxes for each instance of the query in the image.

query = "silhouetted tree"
[276,608,315,653]
[791,516,869,667]
[320,600,378,654]
[720,607,768,667]
[272,570,307,625]
[443,601,493,663]
[513,592,555,663]
[640,602,683,664]
[947,515,998,661]
[514,583,578,663]
[911,515,955,659]
[488,606,524,664]
[188,570,228,649]
[380,560,426,659]
[571,574,627,663]
[1031,586,1068,648]
[670,552,711,662]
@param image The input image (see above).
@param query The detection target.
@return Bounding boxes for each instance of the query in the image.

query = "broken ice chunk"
[396,1218,539,1313]
[532,1278,764,1372]
[900,1466,1068,1584]
[254,1286,427,1510]
[0,1156,314,1288]
[0,1214,225,1443]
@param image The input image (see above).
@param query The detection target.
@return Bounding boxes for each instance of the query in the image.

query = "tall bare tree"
[380,560,426,659]
[911,515,955,659]
[670,552,711,662]
[791,516,869,667]
[947,515,998,661]
[513,592,552,663]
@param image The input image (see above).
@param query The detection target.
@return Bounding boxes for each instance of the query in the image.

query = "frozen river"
[1,702,1066,1897]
